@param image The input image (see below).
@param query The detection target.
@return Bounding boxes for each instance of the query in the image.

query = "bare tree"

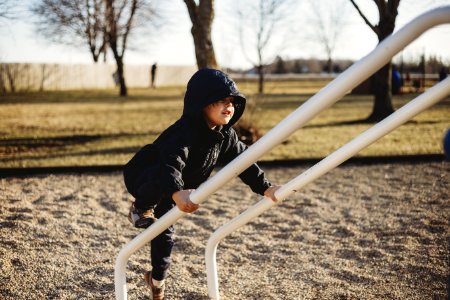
[33,0,108,63]
[3,64,16,92]
[105,0,159,96]
[308,0,349,73]
[349,0,401,121]
[32,0,159,97]
[183,0,218,69]
[105,0,136,96]
[236,0,293,94]
[0,64,6,94]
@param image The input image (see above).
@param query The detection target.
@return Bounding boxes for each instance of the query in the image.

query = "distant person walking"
[151,63,157,88]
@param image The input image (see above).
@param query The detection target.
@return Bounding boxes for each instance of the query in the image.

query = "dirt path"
[1,161,448,299]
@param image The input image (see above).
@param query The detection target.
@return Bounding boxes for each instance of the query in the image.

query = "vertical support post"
[115,209,185,299]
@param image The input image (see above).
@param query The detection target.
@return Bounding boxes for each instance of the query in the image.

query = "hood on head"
[182,68,246,128]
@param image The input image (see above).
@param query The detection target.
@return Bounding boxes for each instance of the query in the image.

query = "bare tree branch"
[308,0,349,73]
[32,0,108,62]
[236,0,293,94]
[119,0,138,57]
[184,0,197,22]
[349,0,378,34]
[237,8,256,67]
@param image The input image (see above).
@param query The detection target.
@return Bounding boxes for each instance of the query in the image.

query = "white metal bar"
[205,76,450,300]
[115,208,185,299]
[115,6,450,299]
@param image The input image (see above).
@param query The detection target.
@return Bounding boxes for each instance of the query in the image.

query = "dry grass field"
[0,79,449,167]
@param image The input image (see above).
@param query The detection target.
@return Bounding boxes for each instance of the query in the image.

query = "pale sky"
[1,0,449,69]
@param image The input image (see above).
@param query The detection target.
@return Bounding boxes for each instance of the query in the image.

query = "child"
[123,68,279,299]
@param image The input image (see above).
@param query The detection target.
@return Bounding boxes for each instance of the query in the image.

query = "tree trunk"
[5,65,15,93]
[366,1,399,121]
[369,38,395,120]
[40,65,46,91]
[191,25,218,69]
[349,0,400,122]
[257,65,264,94]
[0,65,7,94]
[110,43,127,96]
[185,0,218,69]
[105,0,128,97]
[89,43,99,63]
[368,63,394,121]
[326,57,332,73]
[115,57,127,96]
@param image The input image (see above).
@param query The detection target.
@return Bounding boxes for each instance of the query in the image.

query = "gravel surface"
[1,161,449,299]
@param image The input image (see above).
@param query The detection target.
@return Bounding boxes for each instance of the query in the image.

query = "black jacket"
[124,69,271,203]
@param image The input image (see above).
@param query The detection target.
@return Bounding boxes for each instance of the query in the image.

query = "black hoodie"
[124,68,271,205]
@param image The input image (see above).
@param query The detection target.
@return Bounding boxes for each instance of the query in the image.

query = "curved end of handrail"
[114,255,128,300]
[114,208,185,299]
[205,238,220,299]
[204,198,277,299]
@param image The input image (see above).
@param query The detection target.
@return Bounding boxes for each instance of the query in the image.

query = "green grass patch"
[1,81,449,168]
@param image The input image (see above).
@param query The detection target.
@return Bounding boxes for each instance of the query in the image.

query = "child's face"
[203,97,235,129]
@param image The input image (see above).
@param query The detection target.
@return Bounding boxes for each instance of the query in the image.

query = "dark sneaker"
[144,271,165,300]
[128,202,157,228]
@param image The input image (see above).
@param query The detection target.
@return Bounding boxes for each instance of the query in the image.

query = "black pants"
[149,197,176,281]
[134,171,176,280]
[134,167,162,210]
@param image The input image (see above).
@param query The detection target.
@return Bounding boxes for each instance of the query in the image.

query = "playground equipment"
[115,6,450,299]
[205,76,450,299]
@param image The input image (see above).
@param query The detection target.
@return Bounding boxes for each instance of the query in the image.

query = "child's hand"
[264,185,281,202]
[172,189,199,213]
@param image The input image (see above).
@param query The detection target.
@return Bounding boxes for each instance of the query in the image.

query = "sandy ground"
[0,161,449,300]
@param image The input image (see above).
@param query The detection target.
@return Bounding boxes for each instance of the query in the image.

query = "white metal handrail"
[205,76,450,299]
[115,6,450,299]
